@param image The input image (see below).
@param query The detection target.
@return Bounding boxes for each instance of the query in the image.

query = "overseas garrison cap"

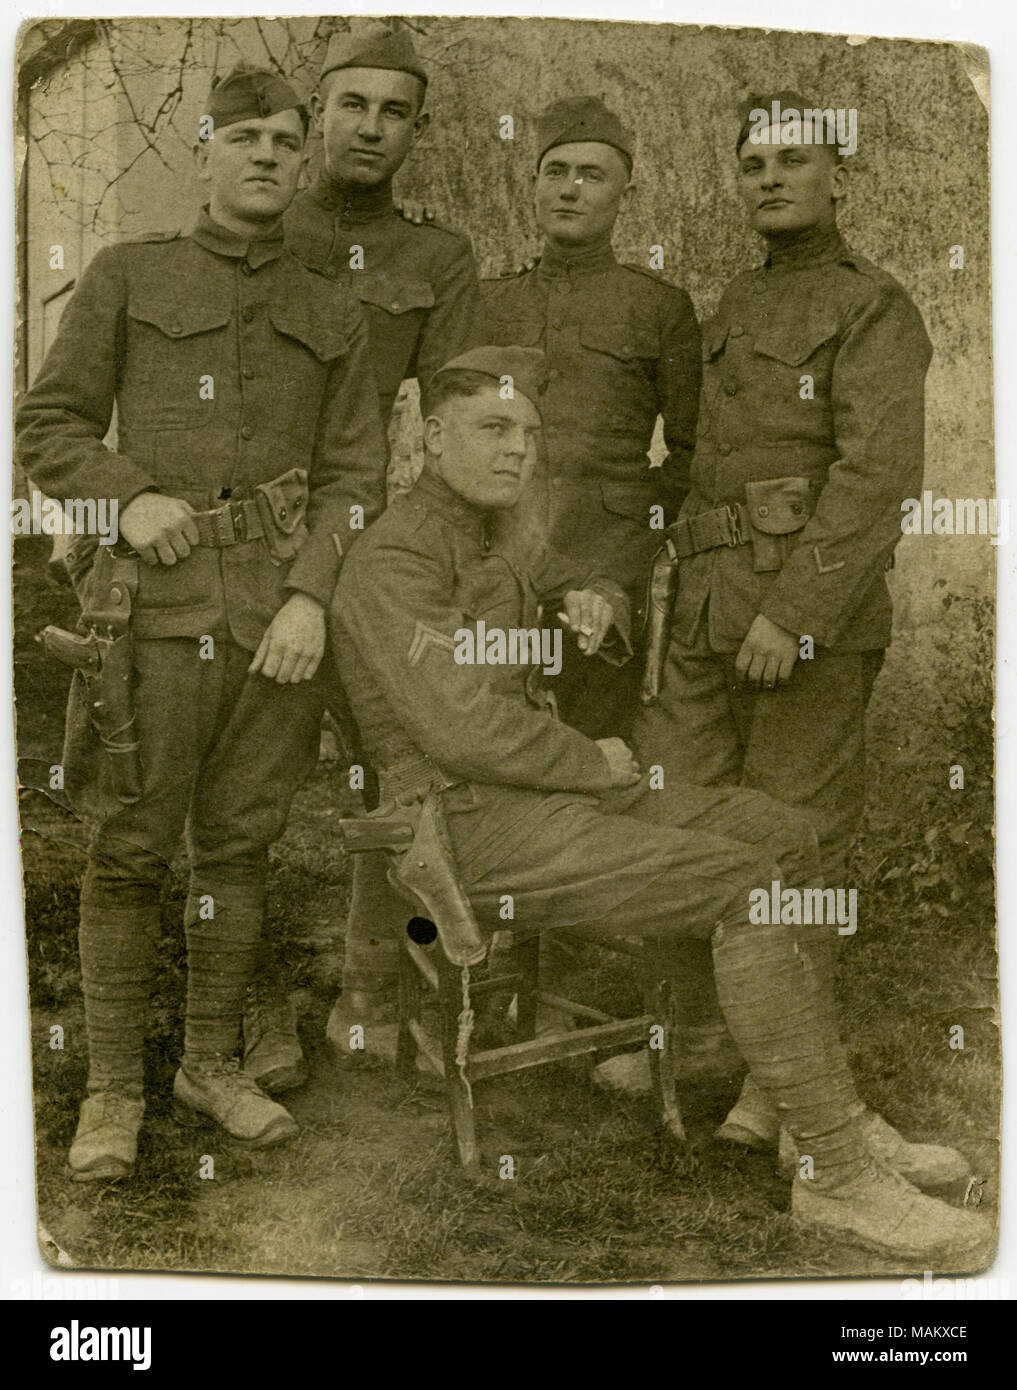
[207,62,306,130]
[736,89,838,153]
[319,22,429,91]
[536,95,634,173]
[430,346,547,413]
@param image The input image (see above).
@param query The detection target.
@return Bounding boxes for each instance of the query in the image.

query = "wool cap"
[430,346,547,412]
[536,95,634,173]
[320,23,428,90]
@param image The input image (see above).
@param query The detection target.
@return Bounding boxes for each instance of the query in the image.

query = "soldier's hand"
[249,592,326,684]
[394,198,436,225]
[735,613,800,689]
[559,589,613,655]
[502,255,539,277]
[596,737,641,788]
[119,493,199,566]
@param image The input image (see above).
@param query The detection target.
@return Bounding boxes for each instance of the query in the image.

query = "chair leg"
[396,938,421,1084]
[514,935,541,1041]
[645,968,686,1143]
[436,950,480,1172]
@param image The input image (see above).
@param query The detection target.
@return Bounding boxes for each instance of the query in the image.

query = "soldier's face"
[425,387,542,511]
[313,68,428,187]
[737,132,846,235]
[534,142,633,248]
[196,110,306,225]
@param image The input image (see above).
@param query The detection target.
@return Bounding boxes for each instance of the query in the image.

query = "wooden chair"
[337,798,685,1173]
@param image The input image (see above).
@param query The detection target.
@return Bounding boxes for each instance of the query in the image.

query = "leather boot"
[68,1091,145,1182]
[173,1059,298,1147]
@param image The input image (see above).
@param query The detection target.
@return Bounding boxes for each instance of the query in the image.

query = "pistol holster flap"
[744,476,813,572]
[254,468,310,564]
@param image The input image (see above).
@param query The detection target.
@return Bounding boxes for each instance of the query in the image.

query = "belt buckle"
[725,504,744,547]
[212,503,236,547]
[229,499,248,543]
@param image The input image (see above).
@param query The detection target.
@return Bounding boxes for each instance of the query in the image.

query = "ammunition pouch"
[254,467,310,565]
[41,547,142,804]
[743,477,814,572]
[667,476,815,573]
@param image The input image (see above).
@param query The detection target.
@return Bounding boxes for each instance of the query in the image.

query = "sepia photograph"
[10,8,999,1295]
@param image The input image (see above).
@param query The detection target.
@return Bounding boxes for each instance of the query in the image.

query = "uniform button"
[622,345,633,355]
[790,502,804,515]
[241,263,254,276]
[729,325,744,337]
[242,367,254,380]
[717,443,732,456]
[725,380,738,396]
[548,368,562,380]
[241,425,254,440]
[242,306,256,322]
[551,318,563,330]
[552,479,563,489]
[169,324,183,335]
[757,505,769,517]
[391,301,401,312]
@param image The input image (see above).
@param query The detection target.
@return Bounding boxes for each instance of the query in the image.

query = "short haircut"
[427,369,501,416]
[317,66,426,114]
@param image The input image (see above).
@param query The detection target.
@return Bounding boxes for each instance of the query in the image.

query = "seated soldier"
[327,345,987,1261]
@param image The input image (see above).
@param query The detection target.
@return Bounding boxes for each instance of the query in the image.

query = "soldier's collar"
[537,238,617,278]
[190,207,285,268]
[762,224,851,272]
[310,171,395,223]
[412,468,491,543]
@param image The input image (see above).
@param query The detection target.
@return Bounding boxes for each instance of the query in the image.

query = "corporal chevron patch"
[407,619,457,666]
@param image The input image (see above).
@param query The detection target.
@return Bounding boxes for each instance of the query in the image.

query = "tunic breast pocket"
[351,273,435,319]
[579,322,660,365]
[267,305,349,407]
[125,297,230,429]
[751,319,840,393]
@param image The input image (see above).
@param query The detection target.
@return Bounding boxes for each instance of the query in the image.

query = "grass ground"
[14,535,1000,1285]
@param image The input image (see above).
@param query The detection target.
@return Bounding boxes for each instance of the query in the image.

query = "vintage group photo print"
[12,12,997,1287]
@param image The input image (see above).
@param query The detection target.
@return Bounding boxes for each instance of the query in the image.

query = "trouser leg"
[452,781,866,1186]
[75,637,223,1095]
[186,645,323,1069]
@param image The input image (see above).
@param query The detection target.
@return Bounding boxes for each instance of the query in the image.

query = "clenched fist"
[119,492,199,566]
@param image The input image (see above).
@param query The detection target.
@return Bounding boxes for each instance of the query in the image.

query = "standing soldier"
[632,92,947,1173]
[482,95,702,739]
[16,65,387,1180]
[283,24,482,1056]
[284,22,479,425]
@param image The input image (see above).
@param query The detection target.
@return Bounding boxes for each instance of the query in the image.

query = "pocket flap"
[127,296,230,339]
[580,323,659,360]
[753,319,840,366]
[269,306,348,362]
[600,480,657,523]
[352,273,435,316]
[255,468,309,536]
[488,317,544,347]
[745,477,813,535]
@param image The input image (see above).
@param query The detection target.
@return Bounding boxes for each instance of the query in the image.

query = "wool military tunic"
[16,210,388,651]
[481,242,702,595]
[284,176,480,423]
[674,225,932,653]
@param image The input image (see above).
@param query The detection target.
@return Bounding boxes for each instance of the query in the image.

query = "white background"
[2,0,1013,1303]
